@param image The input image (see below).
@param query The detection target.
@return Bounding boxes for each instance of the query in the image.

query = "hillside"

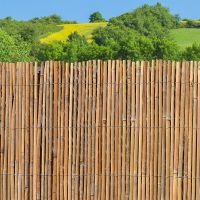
[40,22,107,43]
[170,28,200,49]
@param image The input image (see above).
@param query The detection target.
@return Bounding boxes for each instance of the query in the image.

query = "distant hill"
[40,22,107,43]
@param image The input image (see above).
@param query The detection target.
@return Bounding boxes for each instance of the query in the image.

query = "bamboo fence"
[0,60,199,199]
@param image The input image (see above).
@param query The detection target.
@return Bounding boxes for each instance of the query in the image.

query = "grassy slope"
[40,22,107,43]
[170,28,200,49]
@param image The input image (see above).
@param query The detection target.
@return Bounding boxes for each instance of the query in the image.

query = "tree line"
[0,3,200,62]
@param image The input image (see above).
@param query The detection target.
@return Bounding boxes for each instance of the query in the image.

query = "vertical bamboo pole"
[138,61,144,200]
[141,62,147,200]
[110,60,115,200]
[105,60,111,200]
[187,61,193,200]
[130,61,136,200]
[117,61,123,200]
[25,62,30,200]
[91,60,97,199]
[170,61,176,200]
[17,62,22,200]
[68,63,74,200]
[173,62,181,200]
[114,60,120,200]
[125,61,131,200]
[41,63,47,200]
[191,61,198,200]
[79,62,85,200]
[150,60,155,200]
[196,61,200,199]
[10,63,16,200]
[183,62,190,200]
[166,61,172,199]
[87,61,93,200]
[60,62,65,200]
[178,62,186,200]
[121,60,127,200]
[48,61,54,200]
[45,62,50,200]
[57,62,62,200]
[37,64,44,200]
[72,63,78,200]
[75,62,82,200]
[133,61,140,200]
[29,63,34,200]
[33,62,38,200]
[83,62,89,200]
[157,60,163,200]
[64,62,69,200]
[153,60,159,200]
[146,62,151,200]
[101,61,107,200]
[94,60,101,200]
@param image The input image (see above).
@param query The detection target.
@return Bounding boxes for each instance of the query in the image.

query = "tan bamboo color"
[0,60,199,200]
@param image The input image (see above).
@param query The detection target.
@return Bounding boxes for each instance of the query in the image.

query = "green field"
[40,22,107,43]
[170,28,200,49]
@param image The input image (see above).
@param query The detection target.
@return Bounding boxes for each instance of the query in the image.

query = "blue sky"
[0,0,199,22]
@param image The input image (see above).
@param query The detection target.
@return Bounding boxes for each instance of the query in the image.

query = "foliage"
[0,29,32,62]
[181,43,200,60]
[89,12,106,23]
[109,3,178,38]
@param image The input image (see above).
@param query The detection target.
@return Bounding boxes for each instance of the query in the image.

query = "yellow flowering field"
[40,22,107,43]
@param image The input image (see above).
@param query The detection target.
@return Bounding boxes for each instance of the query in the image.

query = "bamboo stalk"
[129,61,136,200]
[79,62,85,200]
[117,61,123,200]
[25,62,30,200]
[150,60,155,200]
[94,60,101,200]
[145,62,151,200]
[187,61,194,200]
[173,62,181,200]
[133,61,140,200]
[183,62,190,200]
[91,60,97,200]
[83,62,89,200]
[64,62,69,200]
[68,63,74,200]
[166,61,172,199]
[157,60,163,200]
[126,61,131,200]
[170,61,176,200]
[114,60,120,200]
[178,61,186,200]
[196,61,200,199]
[101,61,107,200]
[191,61,198,200]
[110,60,115,200]
[138,61,144,200]
[153,60,159,200]
[33,62,38,200]
[75,62,82,200]
[121,60,127,200]
[141,62,147,200]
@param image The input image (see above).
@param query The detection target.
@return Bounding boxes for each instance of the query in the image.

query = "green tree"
[0,29,31,62]
[109,3,178,38]
[89,12,106,23]
[182,43,200,60]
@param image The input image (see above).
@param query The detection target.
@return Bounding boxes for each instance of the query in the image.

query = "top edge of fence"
[0,59,199,65]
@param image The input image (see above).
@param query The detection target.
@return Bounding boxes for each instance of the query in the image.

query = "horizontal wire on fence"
[0,173,198,179]
[0,81,199,87]
[0,125,199,130]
